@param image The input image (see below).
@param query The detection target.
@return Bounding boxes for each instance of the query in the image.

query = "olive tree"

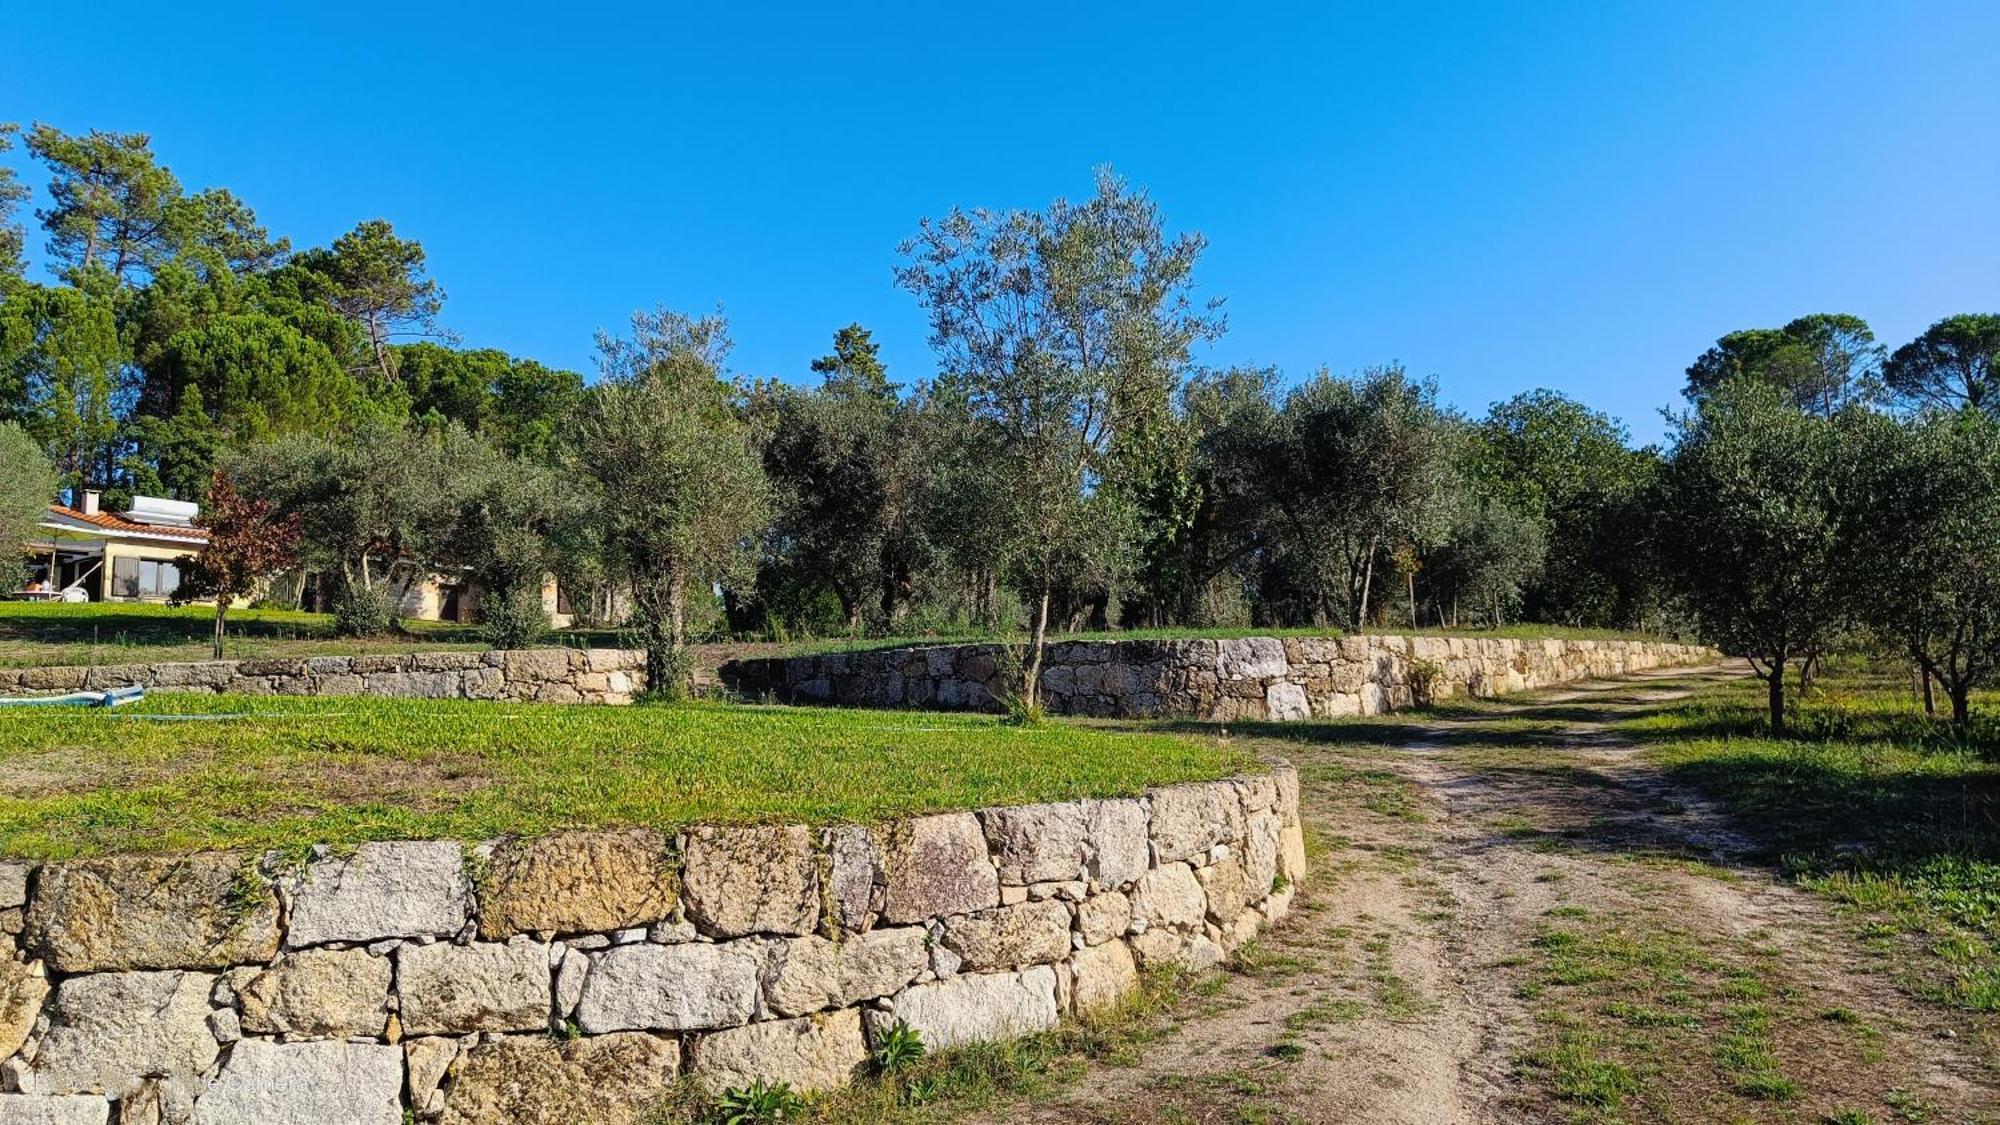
[759,324,938,631]
[896,170,1220,710]
[1260,367,1457,628]
[430,432,577,649]
[1851,410,2000,730]
[0,422,56,589]
[229,420,445,634]
[1657,381,1866,733]
[570,308,768,693]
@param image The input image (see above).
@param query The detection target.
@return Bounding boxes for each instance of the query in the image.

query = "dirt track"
[977,664,2000,1124]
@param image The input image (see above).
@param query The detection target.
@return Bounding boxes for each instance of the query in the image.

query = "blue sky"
[4,2,1995,443]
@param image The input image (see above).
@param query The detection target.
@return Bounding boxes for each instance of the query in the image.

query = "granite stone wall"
[0,768,1302,1124]
[0,649,648,706]
[722,634,1715,720]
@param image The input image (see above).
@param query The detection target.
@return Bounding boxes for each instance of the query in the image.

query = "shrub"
[633,643,698,702]
[1409,658,1446,706]
[331,581,395,637]
[480,584,549,650]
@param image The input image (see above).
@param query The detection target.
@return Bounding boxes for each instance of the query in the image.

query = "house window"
[111,557,183,598]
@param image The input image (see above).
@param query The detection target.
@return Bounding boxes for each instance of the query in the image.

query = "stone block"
[238,947,391,1039]
[680,825,819,938]
[1216,636,1288,680]
[1264,681,1309,720]
[1148,782,1245,866]
[690,1009,867,1094]
[1086,799,1150,889]
[886,966,1060,1051]
[403,1036,462,1119]
[1076,891,1131,946]
[477,830,676,939]
[1127,928,1189,970]
[575,941,761,1033]
[882,813,998,924]
[16,668,84,692]
[25,971,217,1099]
[25,853,279,973]
[939,900,1071,972]
[1279,822,1307,886]
[758,935,840,1018]
[837,925,930,1004]
[0,960,48,1062]
[760,923,929,1018]
[437,1033,679,1125]
[189,1040,402,1125]
[1243,809,1281,898]
[824,826,881,932]
[0,1096,109,1125]
[284,841,471,947]
[979,803,1089,885]
[397,937,551,1034]
[1132,863,1205,931]
[501,649,570,683]
[1195,854,1249,925]
[1070,938,1138,1016]
[1273,764,1300,820]
[0,866,28,911]
[235,658,306,679]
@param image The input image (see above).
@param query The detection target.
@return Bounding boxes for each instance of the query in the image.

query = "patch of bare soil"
[976,665,2000,1124]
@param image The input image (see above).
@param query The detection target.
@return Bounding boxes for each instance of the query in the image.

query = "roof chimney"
[81,490,101,516]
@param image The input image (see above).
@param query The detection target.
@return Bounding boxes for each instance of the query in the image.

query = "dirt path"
[978,663,2000,1124]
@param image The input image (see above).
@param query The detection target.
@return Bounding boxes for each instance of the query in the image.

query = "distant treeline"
[2,129,1995,721]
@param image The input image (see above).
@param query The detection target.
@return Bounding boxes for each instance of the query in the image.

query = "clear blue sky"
[4,2,1995,443]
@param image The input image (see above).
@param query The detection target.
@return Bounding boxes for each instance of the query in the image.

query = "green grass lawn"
[1622,670,2000,1014]
[0,601,496,667]
[0,694,1256,861]
[751,622,1679,659]
[0,601,1680,669]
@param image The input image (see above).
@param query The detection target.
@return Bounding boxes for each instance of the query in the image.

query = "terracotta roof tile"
[46,505,209,542]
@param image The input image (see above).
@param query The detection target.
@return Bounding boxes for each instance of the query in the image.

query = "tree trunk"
[1951,682,1971,729]
[1407,572,1417,630]
[668,569,686,651]
[1022,586,1052,714]
[1921,664,1937,717]
[211,601,227,662]
[1356,541,1377,630]
[639,566,689,697]
[1767,667,1787,736]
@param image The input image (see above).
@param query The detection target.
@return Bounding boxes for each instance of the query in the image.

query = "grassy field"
[709,622,1679,659]
[0,693,1254,860]
[0,601,1682,669]
[0,601,494,666]
[1625,670,2000,1014]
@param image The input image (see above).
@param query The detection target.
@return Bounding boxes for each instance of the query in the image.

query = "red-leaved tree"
[176,468,301,660]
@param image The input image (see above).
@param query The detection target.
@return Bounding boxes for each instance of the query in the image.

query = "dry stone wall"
[723,634,1714,720]
[0,649,647,705]
[0,768,1303,1124]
